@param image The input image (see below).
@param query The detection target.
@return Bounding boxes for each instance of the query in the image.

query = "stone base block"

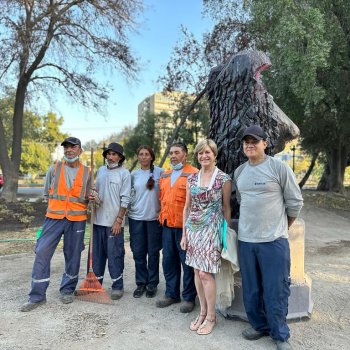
[225,274,313,322]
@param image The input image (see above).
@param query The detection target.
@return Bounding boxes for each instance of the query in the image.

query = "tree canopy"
[0,0,143,201]
[160,0,350,192]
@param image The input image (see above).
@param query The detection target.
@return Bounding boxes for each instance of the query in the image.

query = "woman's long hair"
[137,145,156,190]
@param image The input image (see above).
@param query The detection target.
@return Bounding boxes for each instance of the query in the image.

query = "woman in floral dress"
[180,139,231,335]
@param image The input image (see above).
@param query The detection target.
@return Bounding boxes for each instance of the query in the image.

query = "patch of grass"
[302,189,350,212]
[0,224,130,256]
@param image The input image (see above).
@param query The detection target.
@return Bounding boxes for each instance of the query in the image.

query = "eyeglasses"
[243,139,261,146]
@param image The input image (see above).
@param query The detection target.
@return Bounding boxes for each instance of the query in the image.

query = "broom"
[75,148,113,304]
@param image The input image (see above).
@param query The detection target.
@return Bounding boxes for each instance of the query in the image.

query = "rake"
[75,148,113,304]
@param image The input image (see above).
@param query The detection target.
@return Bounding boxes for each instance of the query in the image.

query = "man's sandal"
[196,317,217,335]
[189,313,206,331]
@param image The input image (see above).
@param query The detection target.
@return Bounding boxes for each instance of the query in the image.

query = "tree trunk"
[317,162,330,191]
[0,81,27,202]
[298,152,318,189]
[317,145,347,193]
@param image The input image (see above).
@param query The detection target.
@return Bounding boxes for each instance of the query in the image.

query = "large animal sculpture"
[207,50,299,215]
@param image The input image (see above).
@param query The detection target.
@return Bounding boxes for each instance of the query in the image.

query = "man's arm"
[43,165,55,199]
[111,171,131,235]
[279,161,304,219]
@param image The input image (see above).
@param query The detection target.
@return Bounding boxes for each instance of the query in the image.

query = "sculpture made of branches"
[207,50,299,216]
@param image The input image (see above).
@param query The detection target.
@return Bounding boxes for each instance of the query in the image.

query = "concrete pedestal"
[225,219,313,321]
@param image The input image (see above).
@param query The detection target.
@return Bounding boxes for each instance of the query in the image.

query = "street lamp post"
[291,145,296,172]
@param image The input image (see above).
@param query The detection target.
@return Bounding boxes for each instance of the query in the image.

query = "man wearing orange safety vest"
[20,137,91,312]
[156,142,198,313]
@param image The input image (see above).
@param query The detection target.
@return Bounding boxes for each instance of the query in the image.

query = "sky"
[53,0,212,146]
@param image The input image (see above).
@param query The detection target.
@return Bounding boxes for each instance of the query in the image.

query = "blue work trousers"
[162,225,196,301]
[29,217,85,303]
[89,224,125,291]
[238,238,291,342]
[129,218,162,287]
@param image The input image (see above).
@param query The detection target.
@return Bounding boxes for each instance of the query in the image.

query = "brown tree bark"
[298,152,318,189]
[317,145,348,193]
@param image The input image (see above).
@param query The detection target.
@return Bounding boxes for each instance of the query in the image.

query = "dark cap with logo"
[61,137,81,147]
[242,125,267,140]
[103,142,125,162]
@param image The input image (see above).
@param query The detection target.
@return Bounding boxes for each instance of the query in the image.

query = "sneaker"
[145,285,157,298]
[111,289,124,300]
[242,327,269,340]
[133,285,146,298]
[156,296,181,308]
[275,340,293,350]
[180,300,195,313]
[60,294,74,304]
[20,300,46,312]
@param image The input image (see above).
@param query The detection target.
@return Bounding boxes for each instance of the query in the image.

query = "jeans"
[129,218,162,287]
[238,238,291,341]
[161,225,196,301]
[29,217,85,302]
[90,224,125,290]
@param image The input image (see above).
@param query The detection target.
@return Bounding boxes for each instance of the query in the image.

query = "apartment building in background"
[137,91,186,122]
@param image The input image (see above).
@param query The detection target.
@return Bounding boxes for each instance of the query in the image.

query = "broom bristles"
[75,271,113,304]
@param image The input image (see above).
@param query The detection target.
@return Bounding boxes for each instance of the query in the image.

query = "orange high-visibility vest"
[159,163,198,228]
[46,161,90,221]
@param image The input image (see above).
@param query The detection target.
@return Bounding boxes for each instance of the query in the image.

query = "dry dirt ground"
[0,196,349,350]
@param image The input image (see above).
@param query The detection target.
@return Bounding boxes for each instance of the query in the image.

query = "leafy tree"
[20,141,51,178]
[0,92,67,176]
[123,111,160,163]
[0,0,143,201]
[160,0,350,192]
[246,0,350,192]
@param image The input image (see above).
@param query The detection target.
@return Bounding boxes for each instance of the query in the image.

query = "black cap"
[61,137,81,147]
[103,142,125,162]
[242,125,267,140]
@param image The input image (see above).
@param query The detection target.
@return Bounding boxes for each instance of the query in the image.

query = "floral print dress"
[185,168,231,273]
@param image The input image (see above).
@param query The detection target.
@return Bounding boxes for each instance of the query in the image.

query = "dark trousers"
[162,225,196,301]
[129,218,162,287]
[90,224,125,290]
[29,217,85,303]
[238,238,291,341]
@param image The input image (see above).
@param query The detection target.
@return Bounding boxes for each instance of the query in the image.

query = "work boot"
[111,289,124,300]
[145,285,157,298]
[133,285,146,298]
[20,300,46,312]
[275,340,293,350]
[156,296,181,308]
[180,300,195,313]
[242,327,269,340]
[60,294,74,304]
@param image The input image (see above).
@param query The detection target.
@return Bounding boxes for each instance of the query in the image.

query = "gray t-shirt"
[234,156,303,243]
[93,165,131,227]
[128,166,164,221]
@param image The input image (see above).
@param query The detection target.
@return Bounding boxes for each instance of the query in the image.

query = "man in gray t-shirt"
[234,125,303,350]
[89,142,131,300]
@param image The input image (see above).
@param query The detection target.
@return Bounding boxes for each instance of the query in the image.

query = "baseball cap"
[242,125,267,140]
[61,137,81,147]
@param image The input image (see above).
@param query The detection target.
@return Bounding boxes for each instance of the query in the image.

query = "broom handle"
[89,148,94,271]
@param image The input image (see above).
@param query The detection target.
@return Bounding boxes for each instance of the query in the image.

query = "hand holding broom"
[75,148,112,304]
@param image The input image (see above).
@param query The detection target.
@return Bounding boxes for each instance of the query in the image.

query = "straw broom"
[75,148,113,304]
